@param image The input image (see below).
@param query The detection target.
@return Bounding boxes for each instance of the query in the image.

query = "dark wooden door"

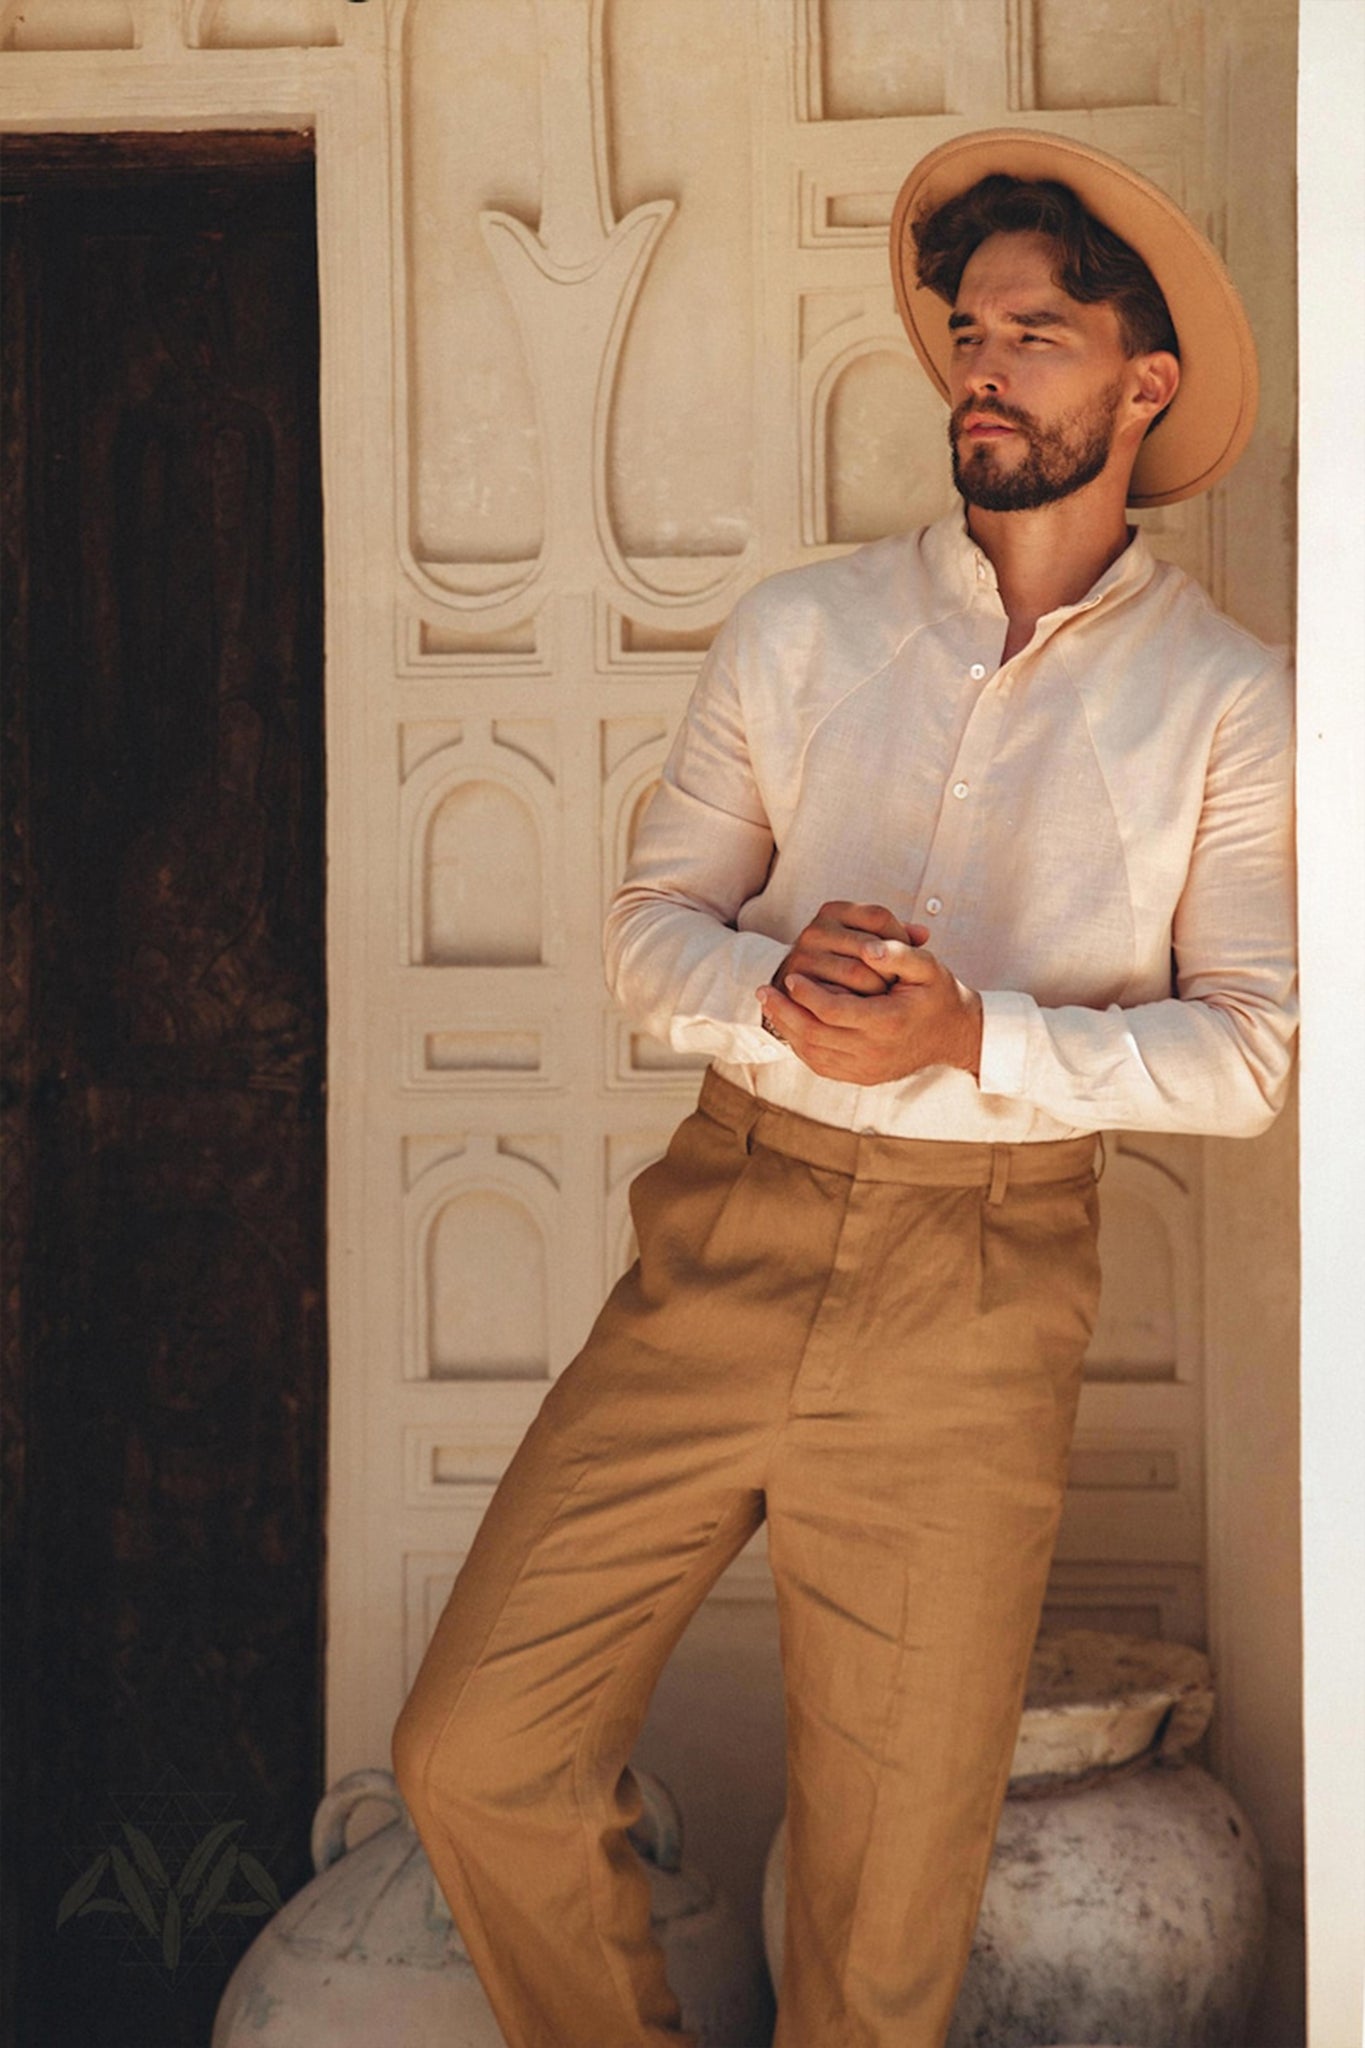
[1,134,326,2048]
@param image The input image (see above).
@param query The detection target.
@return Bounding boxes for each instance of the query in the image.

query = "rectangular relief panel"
[1057,1427,1202,1565]
[403,0,545,573]
[806,0,949,119]
[797,172,899,249]
[404,1020,555,1090]
[425,1030,542,1075]
[1043,1562,1204,1646]
[1,0,135,47]
[606,1015,711,1093]
[404,1400,547,1505]
[1019,0,1182,110]
[602,0,755,569]
[595,601,715,676]
[1069,1446,1180,1491]
[399,607,554,679]
[189,0,341,47]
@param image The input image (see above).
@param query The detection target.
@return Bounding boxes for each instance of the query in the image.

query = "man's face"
[945,230,1133,512]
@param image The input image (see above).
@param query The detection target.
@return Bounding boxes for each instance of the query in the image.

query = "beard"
[950,379,1124,512]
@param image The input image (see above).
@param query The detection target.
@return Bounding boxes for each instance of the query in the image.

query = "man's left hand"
[757,935,983,1085]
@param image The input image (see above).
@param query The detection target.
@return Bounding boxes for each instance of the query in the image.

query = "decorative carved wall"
[0,7,1299,2013]
[383,0,1222,1671]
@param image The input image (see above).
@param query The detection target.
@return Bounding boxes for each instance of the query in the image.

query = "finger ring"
[761,1013,785,1043]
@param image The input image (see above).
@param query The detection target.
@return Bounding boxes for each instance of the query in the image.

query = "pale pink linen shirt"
[604,510,1297,1143]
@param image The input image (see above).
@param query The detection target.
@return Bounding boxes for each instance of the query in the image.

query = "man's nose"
[964,349,1006,396]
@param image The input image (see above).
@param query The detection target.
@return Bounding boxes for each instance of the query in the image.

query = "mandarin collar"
[924,506,1158,620]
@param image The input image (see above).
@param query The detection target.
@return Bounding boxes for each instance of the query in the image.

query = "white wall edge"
[1296,5,1365,2044]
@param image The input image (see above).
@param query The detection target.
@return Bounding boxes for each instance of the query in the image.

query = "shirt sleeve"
[975,656,1298,1137]
[603,620,794,1066]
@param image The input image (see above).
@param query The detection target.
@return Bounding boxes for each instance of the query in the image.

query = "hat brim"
[889,128,1258,509]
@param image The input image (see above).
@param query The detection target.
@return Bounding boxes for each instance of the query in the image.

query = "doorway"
[1,132,326,2048]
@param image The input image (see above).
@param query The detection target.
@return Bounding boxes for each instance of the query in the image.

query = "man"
[392,128,1295,2048]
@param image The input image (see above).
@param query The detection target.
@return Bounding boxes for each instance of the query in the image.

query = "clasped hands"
[756,900,983,1086]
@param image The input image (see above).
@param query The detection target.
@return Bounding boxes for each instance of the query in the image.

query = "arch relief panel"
[604,1131,672,1295]
[599,721,709,1087]
[402,731,558,970]
[425,782,544,967]
[600,723,667,914]
[1084,1149,1199,1384]
[823,346,953,546]
[407,1143,560,1383]
[802,304,954,547]
[427,1190,549,1381]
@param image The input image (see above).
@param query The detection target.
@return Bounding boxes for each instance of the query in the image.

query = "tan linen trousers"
[392,1068,1102,2048]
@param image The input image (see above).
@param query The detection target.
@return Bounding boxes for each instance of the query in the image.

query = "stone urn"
[213,1765,771,2048]
[763,1631,1266,2048]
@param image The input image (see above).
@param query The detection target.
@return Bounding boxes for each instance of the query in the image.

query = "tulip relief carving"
[475,0,678,606]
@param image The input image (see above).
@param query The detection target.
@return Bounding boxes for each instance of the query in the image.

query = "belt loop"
[739,1098,762,1156]
[1094,1133,1108,1182]
[987,1146,1010,1206]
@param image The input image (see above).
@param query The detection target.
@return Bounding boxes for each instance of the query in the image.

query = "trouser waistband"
[697,1067,1100,1203]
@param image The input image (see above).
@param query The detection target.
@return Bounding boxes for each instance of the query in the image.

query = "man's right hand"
[771,901,929,999]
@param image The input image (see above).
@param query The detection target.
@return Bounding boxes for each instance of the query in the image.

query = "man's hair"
[912,174,1180,362]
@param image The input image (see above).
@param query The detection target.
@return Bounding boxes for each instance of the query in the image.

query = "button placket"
[914,678,1007,932]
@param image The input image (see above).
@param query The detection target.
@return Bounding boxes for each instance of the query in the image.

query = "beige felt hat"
[889,128,1259,508]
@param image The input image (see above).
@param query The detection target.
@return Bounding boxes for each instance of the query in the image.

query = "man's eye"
[952,334,980,349]
[1020,333,1052,345]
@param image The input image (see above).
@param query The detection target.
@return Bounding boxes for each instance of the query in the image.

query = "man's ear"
[1131,349,1181,423]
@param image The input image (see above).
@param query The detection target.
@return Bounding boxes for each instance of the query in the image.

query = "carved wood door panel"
[0,136,325,2048]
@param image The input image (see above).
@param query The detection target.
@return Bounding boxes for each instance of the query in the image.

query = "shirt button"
[952,781,969,799]
[925,896,943,916]
[970,663,986,680]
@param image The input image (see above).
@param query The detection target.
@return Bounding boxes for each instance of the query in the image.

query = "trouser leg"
[765,1166,1101,2048]
[391,1095,844,2048]
[394,1407,762,2048]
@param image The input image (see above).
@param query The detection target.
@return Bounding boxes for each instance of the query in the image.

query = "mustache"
[950,398,1035,435]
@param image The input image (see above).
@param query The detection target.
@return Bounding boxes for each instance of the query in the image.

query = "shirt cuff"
[977,988,1036,1100]
[651,931,796,1065]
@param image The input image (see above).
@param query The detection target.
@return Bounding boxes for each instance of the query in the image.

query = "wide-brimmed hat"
[889,128,1258,508]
